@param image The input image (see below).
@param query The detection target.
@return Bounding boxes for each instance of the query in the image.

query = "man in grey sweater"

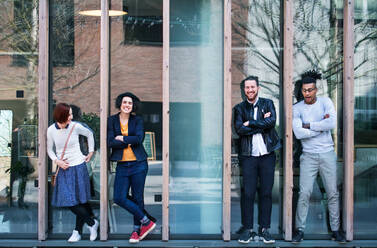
[291,70,346,243]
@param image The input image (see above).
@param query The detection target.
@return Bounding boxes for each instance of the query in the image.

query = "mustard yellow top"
[120,121,137,161]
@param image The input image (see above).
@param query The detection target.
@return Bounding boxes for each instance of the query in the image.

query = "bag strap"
[55,123,77,175]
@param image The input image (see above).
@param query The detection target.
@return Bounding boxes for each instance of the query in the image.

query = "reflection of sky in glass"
[0,110,12,156]
[354,1,377,236]
[169,0,223,234]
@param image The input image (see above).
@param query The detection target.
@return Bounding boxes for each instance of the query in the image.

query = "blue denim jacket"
[107,113,148,162]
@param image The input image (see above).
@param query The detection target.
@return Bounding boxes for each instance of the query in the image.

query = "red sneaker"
[139,221,156,240]
[129,231,139,243]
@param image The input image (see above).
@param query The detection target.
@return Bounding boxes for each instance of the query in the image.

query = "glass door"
[169,0,224,235]
[0,0,39,237]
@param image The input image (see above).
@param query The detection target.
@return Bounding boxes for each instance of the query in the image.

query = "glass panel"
[169,0,224,235]
[293,0,344,235]
[108,0,163,236]
[0,0,39,235]
[231,0,282,236]
[49,0,101,235]
[353,0,377,237]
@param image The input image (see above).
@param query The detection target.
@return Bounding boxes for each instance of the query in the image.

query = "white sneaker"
[87,219,99,241]
[68,230,81,242]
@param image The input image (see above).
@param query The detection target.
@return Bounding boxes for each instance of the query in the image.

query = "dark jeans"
[240,152,276,230]
[113,160,148,226]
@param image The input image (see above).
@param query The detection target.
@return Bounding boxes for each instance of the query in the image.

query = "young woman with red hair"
[47,103,99,242]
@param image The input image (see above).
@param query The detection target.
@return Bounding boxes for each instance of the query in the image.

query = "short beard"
[247,93,257,103]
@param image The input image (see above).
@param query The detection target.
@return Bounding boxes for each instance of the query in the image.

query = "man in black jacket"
[234,76,281,244]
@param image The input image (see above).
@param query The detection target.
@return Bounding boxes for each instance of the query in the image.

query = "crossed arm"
[306,98,336,131]
[234,101,275,136]
[107,116,145,149]
[292,108,321,139]
[247,100,277,130]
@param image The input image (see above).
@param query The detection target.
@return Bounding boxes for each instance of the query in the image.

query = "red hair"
[53,103,70,123]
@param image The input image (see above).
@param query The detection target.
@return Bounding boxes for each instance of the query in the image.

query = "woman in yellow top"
[107,92,156,243]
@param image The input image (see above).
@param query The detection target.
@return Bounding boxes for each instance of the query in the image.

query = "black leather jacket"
[233,97,281,156]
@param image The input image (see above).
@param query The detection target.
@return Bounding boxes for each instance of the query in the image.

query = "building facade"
[0,0,376,243]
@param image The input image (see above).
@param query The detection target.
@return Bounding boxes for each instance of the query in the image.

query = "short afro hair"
[301,69,322,85]
[115,92,141,113]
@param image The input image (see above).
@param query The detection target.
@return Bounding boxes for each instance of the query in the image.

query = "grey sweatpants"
[295,150,340,231]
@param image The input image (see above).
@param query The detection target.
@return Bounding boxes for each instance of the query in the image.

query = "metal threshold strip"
[1,240,377,248]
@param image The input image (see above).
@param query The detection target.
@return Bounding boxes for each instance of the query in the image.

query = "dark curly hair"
[240,75,259,100]
[301,69,322,85]
[115,92,141,113]
[240,75,259,89]
[294,79,304,102]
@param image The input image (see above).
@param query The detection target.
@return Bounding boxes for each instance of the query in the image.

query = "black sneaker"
[292,230,304,244]
[259,228,275,244]
[238,230,257,244]
[332,230,346,243]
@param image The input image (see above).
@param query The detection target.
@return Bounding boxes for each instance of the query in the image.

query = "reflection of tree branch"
[322,61,343,77]
[254,3,280,61]
[54,65,100,93]
[252,51,279,73]
[261,80,279,88]
[354,59,368,72]
[257,20,279,61]
[261,83,279,99]
[0,0,39,121]
[0,112,11,154]
[0,135,11,144]
[233,0,377,103]
[355,69,377,81]
[355,30,377,50]
[53,74,69,83]
[295,43,317,68]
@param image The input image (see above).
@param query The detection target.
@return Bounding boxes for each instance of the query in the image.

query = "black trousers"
[69,203,95,234]
[240,152,276,230]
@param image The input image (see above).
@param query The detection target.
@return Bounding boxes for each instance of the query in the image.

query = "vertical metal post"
[100,0,110,241]
[283,0,294,241]
[38,0,49,241]
[222,0,232,242]
[162,0,170,241]
[343,0,354,241]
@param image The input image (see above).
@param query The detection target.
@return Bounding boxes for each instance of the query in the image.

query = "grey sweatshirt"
[292,97,336,153]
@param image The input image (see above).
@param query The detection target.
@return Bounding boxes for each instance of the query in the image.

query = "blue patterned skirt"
[52,162,91,207]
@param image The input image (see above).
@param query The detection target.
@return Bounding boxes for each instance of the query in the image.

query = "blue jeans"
[113,160,148,226]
